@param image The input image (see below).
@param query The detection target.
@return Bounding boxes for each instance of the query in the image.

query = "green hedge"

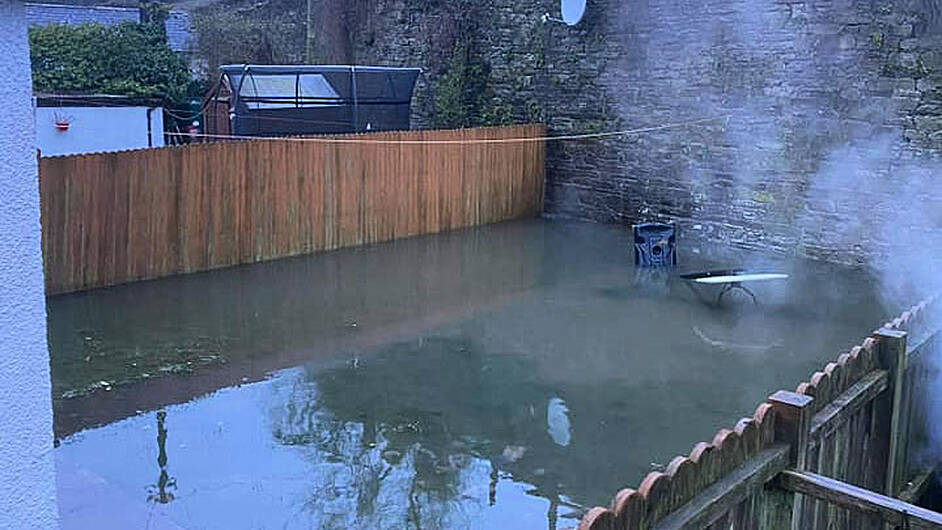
[29,21,195,108]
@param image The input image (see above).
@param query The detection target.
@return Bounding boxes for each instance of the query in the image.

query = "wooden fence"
[899,319,940,506]
[38,125,546,294]
[580,297,942,530]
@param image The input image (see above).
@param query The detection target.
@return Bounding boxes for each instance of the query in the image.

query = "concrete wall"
[338,0,942,265]
[36,106,165,156]
[165,10,194,54]
[25,2,139,27]
[0,1,58,528]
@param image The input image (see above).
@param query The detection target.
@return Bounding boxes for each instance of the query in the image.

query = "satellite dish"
[561,0,586,25]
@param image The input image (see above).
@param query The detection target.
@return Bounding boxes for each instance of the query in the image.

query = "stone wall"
[337,0,942,265]
[190,0,306,78]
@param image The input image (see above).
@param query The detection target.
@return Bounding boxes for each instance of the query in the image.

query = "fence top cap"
[874,328,907,339]
[769,390,814,407]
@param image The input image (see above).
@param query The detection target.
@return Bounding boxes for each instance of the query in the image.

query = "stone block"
[920,50,942,73]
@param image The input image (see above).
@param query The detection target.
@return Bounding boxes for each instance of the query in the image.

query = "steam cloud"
[602,0,942,468]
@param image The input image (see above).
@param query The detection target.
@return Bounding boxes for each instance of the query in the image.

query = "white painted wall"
[36,105,165,156]
[0,1,59,528]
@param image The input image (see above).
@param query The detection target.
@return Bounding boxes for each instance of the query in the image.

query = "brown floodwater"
[49,219,897,529]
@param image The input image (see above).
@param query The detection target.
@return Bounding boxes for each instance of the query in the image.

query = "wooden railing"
[580,297,941,530]
[38,125,546,294]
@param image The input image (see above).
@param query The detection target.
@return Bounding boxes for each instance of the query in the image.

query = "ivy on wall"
[403,0,513,129]
[431,42,513,129]
[29,21,195,108]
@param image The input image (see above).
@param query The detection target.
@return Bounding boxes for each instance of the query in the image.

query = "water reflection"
[546,398,572,447]
[49,220,551,438]
[51,220,898,529]
[146,411,177,504]
[269,336,581,528]
[631,267,672,297]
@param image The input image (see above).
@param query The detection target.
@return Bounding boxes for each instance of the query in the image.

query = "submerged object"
[690,272,789,284]
[692,326,785,354]
[680,269,789,304]
[633,222,676,267]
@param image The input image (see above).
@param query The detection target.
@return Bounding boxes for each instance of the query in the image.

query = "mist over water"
[600,0,942,468]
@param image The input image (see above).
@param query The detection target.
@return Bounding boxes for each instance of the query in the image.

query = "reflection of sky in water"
[51,220,896,529]
[56,367,574,529]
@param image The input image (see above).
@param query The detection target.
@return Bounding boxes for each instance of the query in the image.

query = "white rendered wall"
[0,1,59,528]
[36,106,165,156]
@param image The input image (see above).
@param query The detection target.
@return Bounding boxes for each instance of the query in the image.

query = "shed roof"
[219,65,422,75]
[219,65,422,108]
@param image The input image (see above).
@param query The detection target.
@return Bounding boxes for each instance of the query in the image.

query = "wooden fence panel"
[39,124,546,294]
[894,298,939,503]
[579,402,782,530]
[798,336,888,530]
[904,338,936,481]
[579,299,939,530]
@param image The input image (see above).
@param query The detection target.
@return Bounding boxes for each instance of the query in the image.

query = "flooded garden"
[50,219,896,529]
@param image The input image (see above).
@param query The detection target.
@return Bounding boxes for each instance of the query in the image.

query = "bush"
[29,21,195,108]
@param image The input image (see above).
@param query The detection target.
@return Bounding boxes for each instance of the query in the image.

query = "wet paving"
[49,219,898,529]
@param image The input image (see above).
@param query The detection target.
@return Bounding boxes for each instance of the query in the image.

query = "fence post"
[874,328,908,497]
[763,390,814,530]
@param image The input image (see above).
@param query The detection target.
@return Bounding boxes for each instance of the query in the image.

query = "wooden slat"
[38,125,546,294]
[903,330,939,488]
[810,369,888,440]
[653,446,790,530]
[899,467,935,505]
[779,469,942,530]
[581,311,939,530]
[875,328,909,496]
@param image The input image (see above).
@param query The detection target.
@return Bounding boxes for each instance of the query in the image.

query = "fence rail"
[39,125,546,294]
[580,297,940,530]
